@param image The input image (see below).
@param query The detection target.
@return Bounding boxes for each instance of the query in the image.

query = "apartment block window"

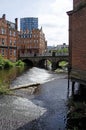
[1,28,5,34]
[10,40,12,45]
[36,40,38,44]
[30,40,32,43]
[10,49,12,55]
[14,50,16,56]
[34,40,36,43]
[23,35,26,38]
[29,34,32,38]
[14,40,16,46]
[5,49,8,56]
[13,32,16,36]
[2,39,5,45]
[1,48,4,56]
[10,30,12,36]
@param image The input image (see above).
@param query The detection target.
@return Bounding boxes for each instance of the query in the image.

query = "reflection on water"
[0,66,27,87]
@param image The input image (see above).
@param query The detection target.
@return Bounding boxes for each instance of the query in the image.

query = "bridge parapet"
[19,53,69,58]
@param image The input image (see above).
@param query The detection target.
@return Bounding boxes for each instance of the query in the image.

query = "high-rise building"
[20,17,38,32]
[19,17,47,56]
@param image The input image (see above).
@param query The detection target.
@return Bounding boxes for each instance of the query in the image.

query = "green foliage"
[62,48,68,53]
[4,59,14,68]
[0,56,25,69]
[15,60,25,67]
[59,61,68,67]
[56,48,68,54]
[0,55,4,69]
[0,82,11,95]
[0,56,14,69]
[47,60,51,65]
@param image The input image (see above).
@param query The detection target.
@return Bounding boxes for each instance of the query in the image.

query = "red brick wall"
[0,16,18,61]
[18,29,47,56]
[73,0,86,9]
[71,7,86,70]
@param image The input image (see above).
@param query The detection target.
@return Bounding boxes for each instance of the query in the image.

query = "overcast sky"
[0,0,73,46]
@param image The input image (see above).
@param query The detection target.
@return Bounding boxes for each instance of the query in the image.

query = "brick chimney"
[15,18,18,30]
[2,14,6,20]
[73,0,86,9]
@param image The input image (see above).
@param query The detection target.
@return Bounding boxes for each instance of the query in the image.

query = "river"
[0,67,69,130]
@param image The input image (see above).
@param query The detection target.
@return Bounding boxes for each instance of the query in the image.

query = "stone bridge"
[19,54,69,70]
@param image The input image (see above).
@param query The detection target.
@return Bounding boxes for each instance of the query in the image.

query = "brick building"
[18,27,47,57]
[0,14,18,61]
[0,14,47,61]
[67,0,86,86]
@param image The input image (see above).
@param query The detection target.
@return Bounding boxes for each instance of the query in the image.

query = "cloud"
[37,0,73,45]
[0,0,73,46]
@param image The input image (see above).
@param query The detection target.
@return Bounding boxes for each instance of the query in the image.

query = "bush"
[15,60,25,67]
[0,56,14,69]
[4,59,14,68]
[0,56,25,69]
[0,55,4,69]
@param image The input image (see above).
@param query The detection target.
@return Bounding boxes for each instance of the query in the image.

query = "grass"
[0,85,12,95]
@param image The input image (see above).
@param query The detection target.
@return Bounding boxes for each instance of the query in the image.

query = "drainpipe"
[67,64,71,97]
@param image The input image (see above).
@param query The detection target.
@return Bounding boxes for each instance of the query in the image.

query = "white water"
[10,67,58,88]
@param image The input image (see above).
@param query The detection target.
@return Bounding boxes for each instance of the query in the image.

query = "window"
[10,49,12,55]
[34,40,36,43]
[5,49,8,56]
[9,30,12,36]
[36,40,38,44]
[14,40,16,46]
[1,48,4,56]
[1,28,5,34]
[14,50,16,56]
[2,39,5,45]
[10,40,12,45]
[13,32,16,36]
[30,40,32,43]
[29,34,32,38]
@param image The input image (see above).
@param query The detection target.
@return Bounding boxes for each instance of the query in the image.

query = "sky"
[0,0,73,46]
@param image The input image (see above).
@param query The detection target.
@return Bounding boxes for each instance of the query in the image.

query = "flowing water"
[0,67,68,130]
[10,67,66,88]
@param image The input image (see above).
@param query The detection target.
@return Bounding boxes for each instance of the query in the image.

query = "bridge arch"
[22,59,33,67]
[37,58,52,69]
[56,59,69,69]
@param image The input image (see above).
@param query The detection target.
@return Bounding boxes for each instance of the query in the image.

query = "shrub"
[0,55,25,69]
[4,59,14,68]
[0,55,4,69]
[15,60,25,67]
